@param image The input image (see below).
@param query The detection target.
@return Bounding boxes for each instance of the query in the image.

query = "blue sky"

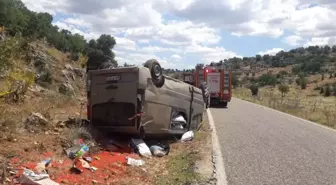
[219,31,294,56]
[22,0,336,69]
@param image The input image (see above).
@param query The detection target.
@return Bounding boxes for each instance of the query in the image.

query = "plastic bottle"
[74,145,89,158]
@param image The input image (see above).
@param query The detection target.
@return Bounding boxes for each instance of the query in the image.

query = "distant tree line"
[0,0,118,70]
[211,46,336,74]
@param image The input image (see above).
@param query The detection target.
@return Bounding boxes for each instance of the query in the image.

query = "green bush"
[69,52,80,61]
[231,74,239,88]
[279,70,288,76]
[320,87,324,94]
[295,78,301,86]
[278,84,289,97]
[0,37,24,71]
[250,84,259,96]
[0,0,118,68]
[300,78,307,89]
[258,74,277,86]
[324,86,331,97]
[296,76,308,89]
[35,69,52,86]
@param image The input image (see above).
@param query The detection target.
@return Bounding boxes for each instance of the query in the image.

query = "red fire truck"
[183,64,232,107]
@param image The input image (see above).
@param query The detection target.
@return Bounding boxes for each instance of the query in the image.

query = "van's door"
[87,67,139,131]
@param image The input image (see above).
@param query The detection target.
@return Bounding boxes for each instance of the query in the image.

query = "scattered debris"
[130,139,152,158]
[34,159,51,174]
[6,125,197,184]
[83,156,93,163]
[126,157,145,166]
[74,144,89,158]
[73,158,91,173]
[150,145,170,157]
[18,168,59,185]
[65,145,82,159]
[181,131,195,142]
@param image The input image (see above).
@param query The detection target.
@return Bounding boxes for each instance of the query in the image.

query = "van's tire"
[144,59,165,88]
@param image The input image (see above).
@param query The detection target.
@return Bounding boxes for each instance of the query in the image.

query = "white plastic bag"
[130,139,152,157]
[180,131,194,142]
[172,115,187,123]
[150,145,168,157]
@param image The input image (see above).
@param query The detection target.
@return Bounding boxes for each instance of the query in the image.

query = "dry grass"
[0,40,86,158]
[153,118,212,185]
[234,87,336,128]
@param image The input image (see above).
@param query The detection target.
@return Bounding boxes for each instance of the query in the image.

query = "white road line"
[207,108,228,185]
[235,97,336,133]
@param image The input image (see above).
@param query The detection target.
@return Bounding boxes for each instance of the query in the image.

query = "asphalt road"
[211,98,336,185]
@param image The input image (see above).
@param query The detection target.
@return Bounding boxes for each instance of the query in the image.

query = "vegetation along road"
[211,98,336,185]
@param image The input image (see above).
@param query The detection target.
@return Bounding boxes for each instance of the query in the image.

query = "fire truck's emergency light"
[205,69,209,73]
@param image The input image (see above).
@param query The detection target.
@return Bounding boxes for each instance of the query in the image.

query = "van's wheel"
[144,59,165,88]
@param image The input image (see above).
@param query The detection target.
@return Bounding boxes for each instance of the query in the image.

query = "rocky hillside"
[0,36,87,150]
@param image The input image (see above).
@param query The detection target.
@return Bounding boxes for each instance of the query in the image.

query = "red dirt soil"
[9,149,148,185]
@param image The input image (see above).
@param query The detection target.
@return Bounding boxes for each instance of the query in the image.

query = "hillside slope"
[0,37,87,156]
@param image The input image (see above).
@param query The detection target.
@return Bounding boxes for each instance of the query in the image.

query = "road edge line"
[234,97,336,132]
[207,108,228,185]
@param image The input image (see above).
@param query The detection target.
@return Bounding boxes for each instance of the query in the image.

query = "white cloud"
[231,21,284,38]
[303,36,336,46]
[258,48,284,56]
[171,54,182,60]
[114,37,137,51]
[115,52,178,69]
[53,21,99,40]
[23,0,336,41]
[170,54,182,62]
[123,21,221,46]
[62,18,92,28]
[284,35,304,46]
[140,46,182,54]
[21,0,336,69]
[186,43,241,63]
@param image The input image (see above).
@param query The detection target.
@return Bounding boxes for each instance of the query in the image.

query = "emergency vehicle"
[183,64,232,107]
